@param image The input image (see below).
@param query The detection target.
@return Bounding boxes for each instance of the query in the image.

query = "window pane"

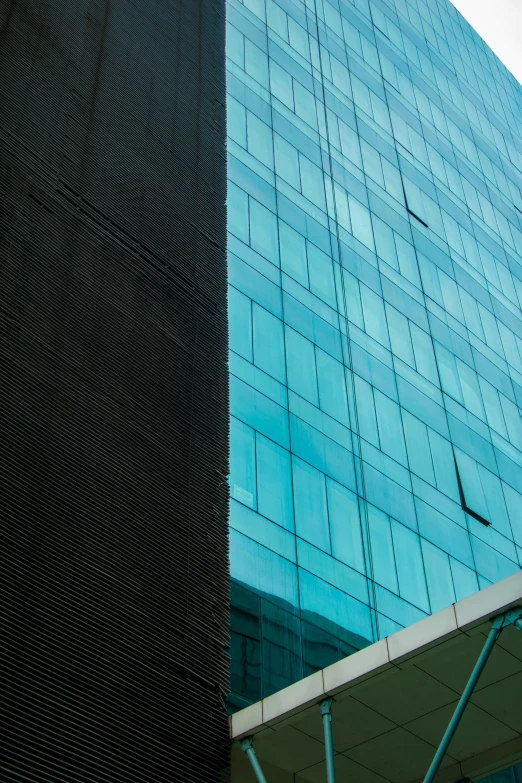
[349,196,375,251]
[230,416,257,509]
[450,557,479,601]
[300,155,326,211]
[228,96,247,146]
[410,325,438,384]
[354,375,380,447]
[327,479,365,574]
[422,539,455,613]
[279,220,308,286]
[360,285,390,348]
[503,481,522,548]
[299,569,373,646]
[368,504,398,593]
[229,286,253,361]
[477,467,511,536]
[247,112,274,169]
[274,134,300,189]
[374,390,408,467]
[270,59,293,107]
[257,435,295,531]
[246,40,269,88]
[228,182,249,243]
[285,326,318,405]
[250,199,279,265]
[316,348,349,426]
[307,243,336,307]
[386,305,415,366]
[455,448,489,522]
[428,430,460,502]
[253,304,286,383]
[403,410,435,484]
[230,530,298,609]
[292,456,330,551]
[391,520,430,612]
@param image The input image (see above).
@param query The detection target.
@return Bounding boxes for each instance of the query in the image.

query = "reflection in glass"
[226,0,522,713]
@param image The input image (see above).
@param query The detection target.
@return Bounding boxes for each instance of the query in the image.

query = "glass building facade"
[226,0,522,711]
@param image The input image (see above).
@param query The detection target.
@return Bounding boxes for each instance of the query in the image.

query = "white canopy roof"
[231,571,522,783]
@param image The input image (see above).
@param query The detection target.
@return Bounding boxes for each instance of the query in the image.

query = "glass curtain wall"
[226,0,522,710]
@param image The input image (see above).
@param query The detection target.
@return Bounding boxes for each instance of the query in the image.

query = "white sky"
[450,0,522,86]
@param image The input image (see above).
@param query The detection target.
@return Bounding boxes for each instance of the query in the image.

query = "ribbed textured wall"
[0,1,229,780]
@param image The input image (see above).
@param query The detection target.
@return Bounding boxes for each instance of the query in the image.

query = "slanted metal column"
[422,608,522,783]
[320,698,336,783]
[241,737,268,783]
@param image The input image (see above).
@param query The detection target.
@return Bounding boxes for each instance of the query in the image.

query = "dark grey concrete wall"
[0,0,229,779]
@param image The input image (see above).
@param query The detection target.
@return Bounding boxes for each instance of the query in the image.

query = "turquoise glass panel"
[256,435,295,531]
[226,0,522,709]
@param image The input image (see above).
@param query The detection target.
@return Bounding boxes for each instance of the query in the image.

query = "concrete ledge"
[323,638,392,696]
[388,606,461,668]
[456,571,522,634]
[262,670,325,728]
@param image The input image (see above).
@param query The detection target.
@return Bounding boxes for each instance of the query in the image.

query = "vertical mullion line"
[372,3,441,617]
[311,0,379,643]
[264,0,305,686]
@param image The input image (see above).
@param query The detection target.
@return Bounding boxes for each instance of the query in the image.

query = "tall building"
[226,0,522,718]
[2,0,522,778]
[0,1,228,781]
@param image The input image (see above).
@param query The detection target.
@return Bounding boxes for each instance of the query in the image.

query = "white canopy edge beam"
[231,571,522,783]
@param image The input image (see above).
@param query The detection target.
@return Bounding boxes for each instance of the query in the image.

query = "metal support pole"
[503,608,522,632]
[241,737,268,783]
[422,609,522,783]
[320,698,336,783]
